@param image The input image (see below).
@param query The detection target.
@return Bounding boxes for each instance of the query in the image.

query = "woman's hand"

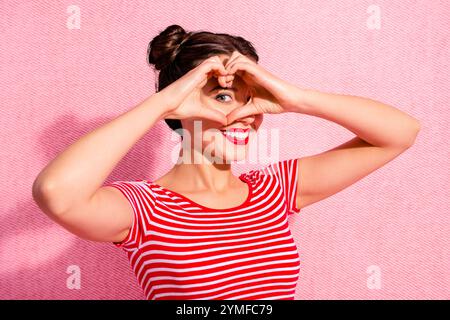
[158,56,231,126]
[223,50,304,124]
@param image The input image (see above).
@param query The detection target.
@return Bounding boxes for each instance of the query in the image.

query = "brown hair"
[147,25,259,134]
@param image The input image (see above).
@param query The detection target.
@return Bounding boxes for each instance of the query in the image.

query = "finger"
[225,53,248,70]
[226,103,259,125]
[219,73,229,89]
[197,107,227,126]
[209,60,228,78]
[224,50,242,69]
[203,57,228,86]
[210,56,229,88]
[207,69,227,89]
[202,61,227,87]
[225,74,234,87]
[227,62,252,80]
[214,65,228,88]
[184,60,225,95]
[222,53,243,87]
[223,63,242,88]
[223,52,243,87]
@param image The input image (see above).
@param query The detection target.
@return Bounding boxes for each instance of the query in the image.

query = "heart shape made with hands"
[215,51,248,89]
[209,51,286,124]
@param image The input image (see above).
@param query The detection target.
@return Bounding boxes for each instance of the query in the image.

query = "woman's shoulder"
[239,165,265,183]
[239,158,299,181]
[105,179,157,198]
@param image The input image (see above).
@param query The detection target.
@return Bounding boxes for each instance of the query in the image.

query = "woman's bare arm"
[32,92,171,242]
[291,89,421,210]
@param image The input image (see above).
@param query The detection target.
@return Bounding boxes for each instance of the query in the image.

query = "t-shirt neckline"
[146,174,252,212]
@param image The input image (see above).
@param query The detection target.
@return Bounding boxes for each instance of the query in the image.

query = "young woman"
[32,25,421,300]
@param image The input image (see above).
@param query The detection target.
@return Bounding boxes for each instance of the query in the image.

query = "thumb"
[226,102,259,125]
[196,107,227,126]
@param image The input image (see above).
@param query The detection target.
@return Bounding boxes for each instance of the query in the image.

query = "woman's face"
[180,54,263,164]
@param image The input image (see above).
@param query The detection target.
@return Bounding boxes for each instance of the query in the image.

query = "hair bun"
[147,24,191,70]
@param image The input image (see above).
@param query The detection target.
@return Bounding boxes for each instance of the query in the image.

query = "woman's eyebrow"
[209,85,237,92]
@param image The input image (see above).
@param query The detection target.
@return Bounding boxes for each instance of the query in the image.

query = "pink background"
[1,1,448,299]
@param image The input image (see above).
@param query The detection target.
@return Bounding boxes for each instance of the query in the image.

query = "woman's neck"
[170,160,237,192]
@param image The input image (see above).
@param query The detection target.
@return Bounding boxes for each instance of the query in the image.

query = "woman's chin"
[215,149,247,164]
[201,136,249,164]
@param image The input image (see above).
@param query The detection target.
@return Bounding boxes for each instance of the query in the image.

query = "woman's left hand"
[222,50,304,124]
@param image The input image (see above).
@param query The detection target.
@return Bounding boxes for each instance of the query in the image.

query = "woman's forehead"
[217,54,231,64]
[207,75,249,93]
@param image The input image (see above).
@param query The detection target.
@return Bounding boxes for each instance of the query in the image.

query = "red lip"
[220,128,250,145]
[219,128,251,133]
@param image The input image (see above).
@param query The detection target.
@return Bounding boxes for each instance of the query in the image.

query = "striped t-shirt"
[105,158,301,300]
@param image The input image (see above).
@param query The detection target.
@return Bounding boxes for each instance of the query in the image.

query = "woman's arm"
[32,55,233,242]
[32,92,170,241]
[292,89,421,210]
[297,89,420,148]
[215,51,421,210]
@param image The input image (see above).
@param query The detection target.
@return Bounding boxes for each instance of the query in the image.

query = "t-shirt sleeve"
[103,180,149,250]
[259,158,301,215]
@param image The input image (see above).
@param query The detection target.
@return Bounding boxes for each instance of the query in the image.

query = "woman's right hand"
[158,56,232,126]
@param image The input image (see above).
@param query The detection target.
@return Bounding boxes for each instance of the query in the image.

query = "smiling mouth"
[219,128,250,145]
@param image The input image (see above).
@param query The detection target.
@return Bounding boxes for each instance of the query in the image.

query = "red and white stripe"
[106,158,301,300]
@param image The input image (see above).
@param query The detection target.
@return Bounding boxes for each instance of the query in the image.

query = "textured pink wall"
[1,1,448,299]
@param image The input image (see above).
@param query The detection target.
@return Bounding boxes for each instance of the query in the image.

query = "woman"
[32,25,421,300]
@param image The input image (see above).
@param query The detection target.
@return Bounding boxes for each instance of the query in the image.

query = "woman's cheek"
[201,130,227,159]
[202,128,224,146]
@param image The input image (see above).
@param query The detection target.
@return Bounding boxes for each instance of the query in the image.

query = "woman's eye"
[215,93,232,103]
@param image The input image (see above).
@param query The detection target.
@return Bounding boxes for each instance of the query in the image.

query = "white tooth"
[222,130,249,139]
[235,132,247,139]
